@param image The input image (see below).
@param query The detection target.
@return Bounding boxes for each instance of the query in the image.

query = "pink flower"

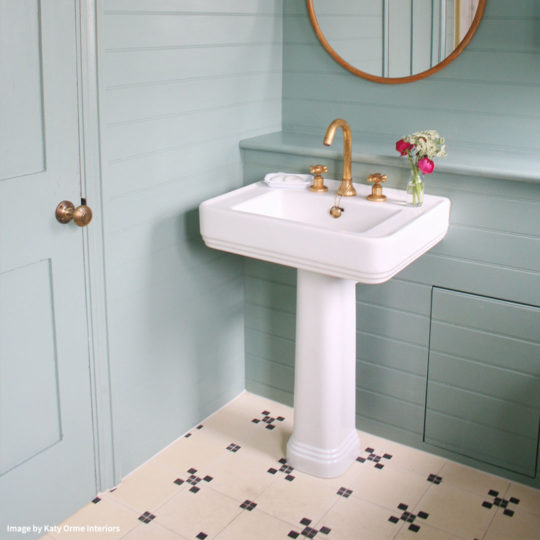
[418,157,435,174]
[395,139,414,156]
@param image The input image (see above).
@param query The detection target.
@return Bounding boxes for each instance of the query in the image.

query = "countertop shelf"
[240,131,540,184]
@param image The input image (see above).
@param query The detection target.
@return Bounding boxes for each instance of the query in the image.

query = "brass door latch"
[367,173,387,202]
[309,164,328,192]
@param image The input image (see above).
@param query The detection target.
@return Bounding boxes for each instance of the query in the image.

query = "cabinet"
[425,288,540,477]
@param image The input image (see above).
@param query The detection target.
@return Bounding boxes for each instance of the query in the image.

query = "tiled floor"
[44,392,540,539]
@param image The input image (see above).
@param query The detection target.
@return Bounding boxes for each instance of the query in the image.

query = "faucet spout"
[323,119,356,197]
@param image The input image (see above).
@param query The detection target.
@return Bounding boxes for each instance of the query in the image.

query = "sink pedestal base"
[287,270,360,478]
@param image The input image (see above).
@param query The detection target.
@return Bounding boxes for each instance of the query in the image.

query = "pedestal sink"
[200,179,450,477]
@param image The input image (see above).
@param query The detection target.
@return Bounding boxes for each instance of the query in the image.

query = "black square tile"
[302,526,317,538]
[488,489,499,497]
[196,424,203,429]
[288,532,299,539]
[279,458,287,464]
[383,453,392,459]
[262,410,270,415]
[267,468,277,474]
[388,516,400,524]
[319,525,331,534]
[188,467,197,474]
[203,475,213,482]
[509,497,520,505]
[91,497,101,504]
[252,418,260,423]
[184,433,192,438]
[189,486,200,494]
[409,523,420,533]
[365,447,375,453]
[356,457,366,463]
[285,474,295,481]
[277,416,285,421]
[482,501,493,509]
[375,463,384,470]
[240,499,257,511]
[265,424,275,430]
[174,478,184,485]
[138,511,155,524]
[398,503,408,511]
[503,509,515,517]
[300,518,312,526]
[417,511,429,520]
[196,533,207,540]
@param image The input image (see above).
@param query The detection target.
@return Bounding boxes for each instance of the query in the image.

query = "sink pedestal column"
[287,269,360,478]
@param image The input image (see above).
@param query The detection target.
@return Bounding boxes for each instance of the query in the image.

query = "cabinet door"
[425,288,540,477]
[0,0,96,528]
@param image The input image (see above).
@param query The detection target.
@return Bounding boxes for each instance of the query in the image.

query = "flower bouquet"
[395,130,446,206]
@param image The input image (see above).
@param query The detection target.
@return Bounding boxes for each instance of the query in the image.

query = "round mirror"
[306,0,486,84]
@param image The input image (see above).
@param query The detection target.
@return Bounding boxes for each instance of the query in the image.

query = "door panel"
[0,0,96,529]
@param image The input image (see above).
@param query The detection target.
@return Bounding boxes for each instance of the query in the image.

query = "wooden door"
[0,0,96,529]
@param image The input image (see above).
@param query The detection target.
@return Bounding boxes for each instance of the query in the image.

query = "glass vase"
[407,171,424,207]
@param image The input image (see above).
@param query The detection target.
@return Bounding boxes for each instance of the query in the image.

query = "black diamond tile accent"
[196,424,203,429]
[319,526,331,534]
[337,487,353,498]
[383,453,392,460]
[389,516,400,524]
[418,511,429,520]
[302,526,318,538]
[356,457,366,463]
[190,486,200,494]
[184,433,192,438]
[398,503,408,511]
[488,489,499,497]
[277,416,285,421]
[300,518,312,526]
[262,410,270,415]
[252,418,260,423]
[138,511,155,524]
[365,447,375,453]
[279,458,287,464]
[240,499,257,511]
[409,523,420,533]
[203,475,213,482]
[288,532,299,539]
[267,468,277,475]
[265,424,275,430]
[91,497,101,504]
[509,497,520,505]
[196,533,207,540]
[482,501,493,509]
[285,474,295,481]
[427,473,442,485]
[188,467,197,474]
[375,463,384,470]
[174,478,184,485]
[504,509,515,517]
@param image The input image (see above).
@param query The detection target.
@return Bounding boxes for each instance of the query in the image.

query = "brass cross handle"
[367,173,387,202]
[55,199,93,227]
[309,164,329,192]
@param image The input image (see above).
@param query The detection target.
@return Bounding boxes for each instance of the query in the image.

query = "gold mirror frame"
[306,0,486,84]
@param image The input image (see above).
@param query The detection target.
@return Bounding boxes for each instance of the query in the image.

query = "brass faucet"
[323,119,356,197]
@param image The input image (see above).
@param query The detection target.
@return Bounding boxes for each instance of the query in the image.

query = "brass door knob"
[56,200,93,227]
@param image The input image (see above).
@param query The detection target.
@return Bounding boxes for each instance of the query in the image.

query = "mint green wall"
[283,0,539,153]
[96,0,282,477]
[243,0,540,487]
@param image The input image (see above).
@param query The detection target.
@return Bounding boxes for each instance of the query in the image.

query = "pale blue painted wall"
[243,0,540,486]
[283,0,540,154]
[96,0,282,477]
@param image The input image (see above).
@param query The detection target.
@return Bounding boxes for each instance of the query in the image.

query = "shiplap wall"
[97,0,282,477]
[243,0,540,485]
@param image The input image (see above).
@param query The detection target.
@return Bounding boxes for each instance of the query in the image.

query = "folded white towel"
[263,172,312,190]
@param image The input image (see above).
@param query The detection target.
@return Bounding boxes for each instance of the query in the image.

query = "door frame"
[75,0,117,491]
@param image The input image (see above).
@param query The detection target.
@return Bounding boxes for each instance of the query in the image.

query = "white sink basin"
[200,179,450,283]
[200,177,450,478]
